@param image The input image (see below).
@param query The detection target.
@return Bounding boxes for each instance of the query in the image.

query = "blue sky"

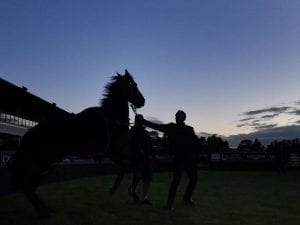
[1,0,300,139]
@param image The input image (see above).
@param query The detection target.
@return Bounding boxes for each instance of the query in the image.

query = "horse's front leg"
[109,161,125,195]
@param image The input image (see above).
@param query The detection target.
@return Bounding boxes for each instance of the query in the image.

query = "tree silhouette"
[205,135,229,153]
[237,139,252,152]
[252,139,265,152]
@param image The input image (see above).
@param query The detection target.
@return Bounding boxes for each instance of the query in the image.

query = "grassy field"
[1,170,300,225]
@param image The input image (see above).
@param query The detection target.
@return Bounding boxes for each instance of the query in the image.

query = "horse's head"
[118,70,145,108]
[101,70,145,115]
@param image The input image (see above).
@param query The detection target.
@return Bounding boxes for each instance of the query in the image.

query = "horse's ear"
[116,72,122,78]
[125,69,130,76]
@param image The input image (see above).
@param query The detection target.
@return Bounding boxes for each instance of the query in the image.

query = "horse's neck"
[101,101,129,124]
[77,105,129,132]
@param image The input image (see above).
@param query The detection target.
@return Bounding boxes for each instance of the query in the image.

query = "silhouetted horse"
[7,70,145,218]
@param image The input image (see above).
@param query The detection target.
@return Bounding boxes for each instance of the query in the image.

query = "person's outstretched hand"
[135,114,144,123]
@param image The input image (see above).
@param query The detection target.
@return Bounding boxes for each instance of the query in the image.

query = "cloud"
[243,106,291,116]
[249,121,278,129]
[236,120,278,131]
[261,114,278,119]
[231,100,300,147]
[237,101,300,131]
[239,117,255,122]
[226,125,300,147]
[289,109,300,115]
[254,124,277,130]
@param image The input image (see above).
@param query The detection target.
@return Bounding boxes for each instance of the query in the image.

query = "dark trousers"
[167,159,197,206]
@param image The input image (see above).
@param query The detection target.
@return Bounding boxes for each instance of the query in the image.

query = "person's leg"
[129,161,141,202]
[141,159,153,204]
[130,175,140,193]
[166,164,183,209]
[109,165,125,194]
[140,181,152,204]
[184,162,197,204]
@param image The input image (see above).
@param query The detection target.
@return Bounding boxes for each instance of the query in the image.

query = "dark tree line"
[267,139,300,154]
[148,131,300,157]
[237,139,264,152]
[197,136,300,155]
[198,135,229,153]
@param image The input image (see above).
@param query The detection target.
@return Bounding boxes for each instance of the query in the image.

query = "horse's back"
[19,107,109,158]
[73,107,109,153]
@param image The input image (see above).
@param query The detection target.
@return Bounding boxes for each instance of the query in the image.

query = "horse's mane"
[100,74,132,107]
[100,76,118,106]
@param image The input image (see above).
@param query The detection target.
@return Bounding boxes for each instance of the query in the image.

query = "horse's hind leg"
[109,170,125,194]
[109,161,125,194]
[23,188,52,218]
[22,167,53,218]
[8,153,52,217]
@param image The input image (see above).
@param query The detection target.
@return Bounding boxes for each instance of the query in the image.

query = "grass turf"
[0,170,300,225]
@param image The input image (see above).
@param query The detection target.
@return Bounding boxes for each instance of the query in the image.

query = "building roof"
[0,78,71,122]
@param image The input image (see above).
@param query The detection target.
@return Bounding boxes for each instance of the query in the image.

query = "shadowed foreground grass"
[1,170,300,225]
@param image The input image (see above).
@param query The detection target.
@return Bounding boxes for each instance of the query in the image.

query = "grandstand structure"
[0,77,70,167]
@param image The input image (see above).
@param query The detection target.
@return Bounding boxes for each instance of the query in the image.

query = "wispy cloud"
[237,101,300,131]
[237,120,278,130]
[249,121,278,129]
[227,125,300,147]
[243,107,291,116]
[231,100,300,147]
[261,114,278,119]
[254,124,277,130]
[289,109,300,115]
[252,119,260,123]
[239,117,255,122]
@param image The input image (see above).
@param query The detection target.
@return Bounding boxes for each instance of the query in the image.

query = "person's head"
[175,110,186,124]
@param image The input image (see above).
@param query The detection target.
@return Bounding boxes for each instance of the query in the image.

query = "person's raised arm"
[136,114,170,133]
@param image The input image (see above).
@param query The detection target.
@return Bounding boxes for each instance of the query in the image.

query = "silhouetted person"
[128,115,155,205]
[139,110,198,210]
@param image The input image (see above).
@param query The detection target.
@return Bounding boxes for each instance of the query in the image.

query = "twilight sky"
[1,0,300,138]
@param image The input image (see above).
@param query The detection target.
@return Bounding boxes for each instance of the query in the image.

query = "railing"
[0,112,37,128]
[208,151,300,168]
